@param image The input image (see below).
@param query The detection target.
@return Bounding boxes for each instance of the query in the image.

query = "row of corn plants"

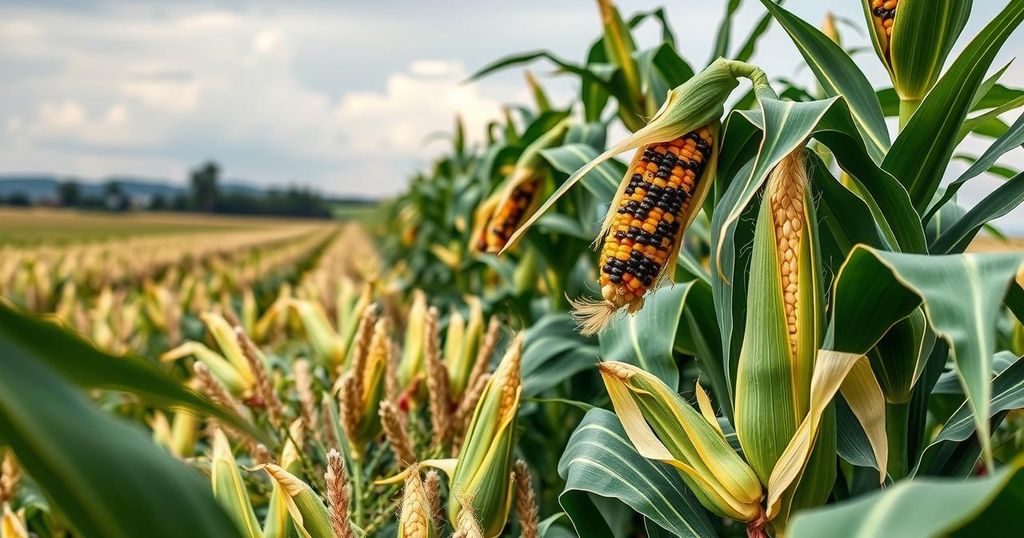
[1,223,336,356]
[2,0,1024,537]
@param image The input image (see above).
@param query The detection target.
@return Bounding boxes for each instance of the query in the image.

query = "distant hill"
[0,174,370,204]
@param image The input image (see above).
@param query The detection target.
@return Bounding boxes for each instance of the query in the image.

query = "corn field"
[3,1,1024,537]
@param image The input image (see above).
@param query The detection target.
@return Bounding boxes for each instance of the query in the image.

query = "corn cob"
[472,120,569,254]
[398,469,437,538]
[573,126,716,335]
[870,0,898,38]
[480,179,541,254]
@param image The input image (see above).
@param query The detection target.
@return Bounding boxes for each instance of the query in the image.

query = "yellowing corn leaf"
[766,350,886,519]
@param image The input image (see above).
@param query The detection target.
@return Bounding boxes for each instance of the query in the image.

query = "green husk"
[210,430,261,538]
[260,464,334,538]
[447,335,522,537]
[599,361,763,522]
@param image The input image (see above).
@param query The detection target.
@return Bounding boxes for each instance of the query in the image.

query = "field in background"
[967,235,1024,252]
[0,207,328,244]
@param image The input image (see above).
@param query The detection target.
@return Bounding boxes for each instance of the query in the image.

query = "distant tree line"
[0,160,337,219]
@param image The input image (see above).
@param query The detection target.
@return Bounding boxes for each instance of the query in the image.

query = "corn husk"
[259,464,333,538]
[862,0,970,102]
[161,341,248,395]
[599,361,763,521]
[211,430,261,538]
[734,149,825,483]
[471,120,569,254]
[201,312,255,386]
[399,290,429,386]
[446,297,485,398]
[1,505,27,538]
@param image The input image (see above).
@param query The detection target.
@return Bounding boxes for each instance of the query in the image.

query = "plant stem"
[886,400,911,480]
[898,98,920,130]
[350,455,365,526]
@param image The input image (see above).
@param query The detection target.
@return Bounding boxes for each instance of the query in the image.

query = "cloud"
[39,100,86,130]
[122,78,205,113]
[333,60,506,155]
[0,0,1019,210]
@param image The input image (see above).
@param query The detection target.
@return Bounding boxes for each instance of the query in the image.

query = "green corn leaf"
[957,96,1024,141]
[636,43,695,110]
[671,279,730,418]
[925,112,1024,222]
[708,0,743,64]
[931,171,1024,254]
[599,285,692,390]
[790,457,1024,537]
[915,354,1024,477]
[828,246,1024,468]
[809,151,887,269]
[539,143,623,202]
[867,309,934,404]
[557,408,716,538]
[521,314,598,397]
[0,303,266,444]
[0,326,241,538]
[760,0,890,160]
[733,9,777,63]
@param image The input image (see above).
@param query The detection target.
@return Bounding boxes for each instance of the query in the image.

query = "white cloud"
[39,100,86,130]
[122,78,205,113]
[333,60,505,155]
[5,117,23,133]
[252,28,284,55]
[409,59,462,77]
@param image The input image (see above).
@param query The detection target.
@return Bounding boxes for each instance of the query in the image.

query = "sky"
[0,0,1021,218]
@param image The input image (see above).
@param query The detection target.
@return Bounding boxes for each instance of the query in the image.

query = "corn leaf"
[916,355,1024,477]
[925,112,1024,222]
[708,0,743,64]
[765,351,886,518]
[868,309,934,403]
[809,151,887,269]
[557,408,715,538]
[539,143,622,202]
[829,246,1024,467]
[930,171,1024,254]
[882,0,1024,212]
[671,279,730,418]
[789,457,1024,537]
[211,431,261,538]
[260,465,333,538]
[760,0,890,160]
[0,329,241,538]
[0,303,266,444]
[522,314,598,397]
[600,285,691,389]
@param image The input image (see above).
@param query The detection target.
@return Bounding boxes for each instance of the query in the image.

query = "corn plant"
[496,0,1024,536]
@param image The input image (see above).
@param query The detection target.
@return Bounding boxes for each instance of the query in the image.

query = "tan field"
[968,235,1024,252]
[0,207,323,244]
